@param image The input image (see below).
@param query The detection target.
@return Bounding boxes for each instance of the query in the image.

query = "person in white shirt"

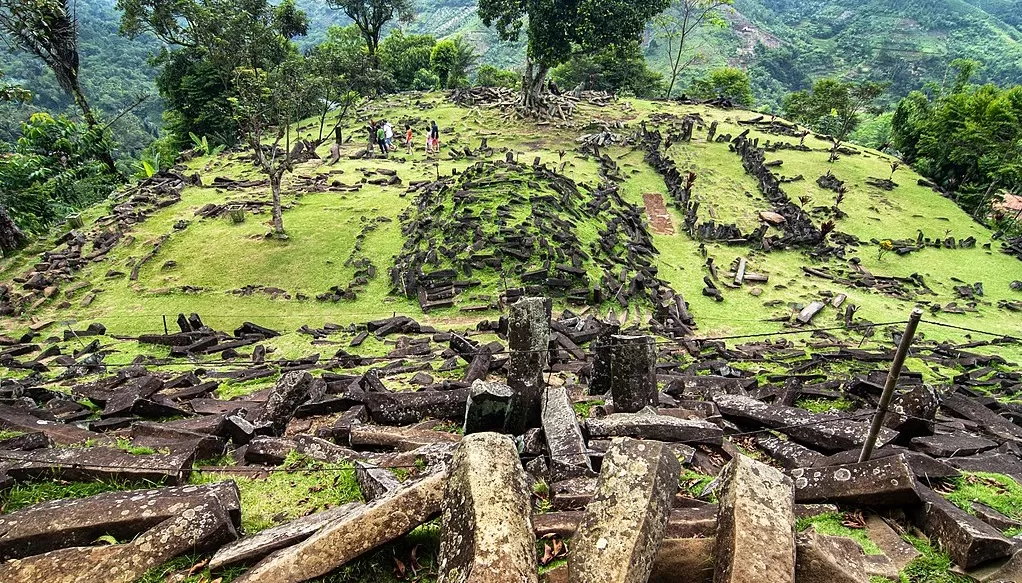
[384,121,394,152]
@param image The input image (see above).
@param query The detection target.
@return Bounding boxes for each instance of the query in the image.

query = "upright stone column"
[506,297,551,434]
[437,433,538,583]
[714,454,796,583]
[607,335,658,413]
[568,438,680,583]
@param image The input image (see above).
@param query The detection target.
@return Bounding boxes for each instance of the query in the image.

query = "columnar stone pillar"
[506,297,551,434]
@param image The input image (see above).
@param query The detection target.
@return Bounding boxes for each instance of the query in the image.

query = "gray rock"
[884,385,938,436]
[463,380,513,434]
[605,335,658,413]
[0,491,237,583]
[864,514,920,571]
[714,394,896,452]
[541,386,594,481]
[210,503,362,571]
[792,454,918,506]
[941,393,1022,442]
[366,389,469,425]
[910,433,998,458]
[437,433,537,583]
[585,411,723,445]
[506,297,551,434]
[568,438,680,583]
[253,371,316,435]
[714,454,796,583]
[349,424,461,451]
[754,435,824,470]
[0,447,192,485]
[795,529,869,583]
[912,484,1014,569]
[355,461,403,502]
[0,481,240,561]
[234,473,445,583]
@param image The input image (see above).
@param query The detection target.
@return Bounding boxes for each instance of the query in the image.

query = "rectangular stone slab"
[713,394,896,452]
[365,389,469,425]
[0,447,192,485]
[584,413,723,445]
[0,481,241,560]
[541,386,594,481]
[0,404,98,445]
[913,484,1014,569]
[233,473,445,583]
[910,434,998,458]
[791,454,918,506]
[714,454,796,583]
[209,502,362,571]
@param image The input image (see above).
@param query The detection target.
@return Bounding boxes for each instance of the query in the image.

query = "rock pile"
[2,300,1022,580]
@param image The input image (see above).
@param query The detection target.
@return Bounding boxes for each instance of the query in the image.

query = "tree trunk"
[520,58,550,114]
[72,86,120,176]
[270,173,285,238]
[0,204,27,255]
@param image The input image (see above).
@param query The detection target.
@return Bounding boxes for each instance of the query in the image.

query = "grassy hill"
[2,93,1021,366]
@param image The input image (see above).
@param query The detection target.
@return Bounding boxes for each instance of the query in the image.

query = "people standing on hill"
[405,125,414,155]
[425,124,434,155]
[384,120,394,152]
[367,122,377,158]
[430,121,440,153]
[376,124,388,158]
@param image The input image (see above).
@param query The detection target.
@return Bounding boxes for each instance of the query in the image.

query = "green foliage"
[412,68,441,91]
[379,29,436,90]
[849,112,895,151]
[891,78,1022,218]
[478,0,671,71]
[430,37,478,89]
[475,64,519,89]
[784,78,889,143]
[0,69,31,103]
[115,437,159,455]
[689,66,754,105]
[0,112,120,238]
[679,468,715,498]
[0,429,25,440]
[325,0,414,55]
[188,132,224,157]
[551,41,664,98]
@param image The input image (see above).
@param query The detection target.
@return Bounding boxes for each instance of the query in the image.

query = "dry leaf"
[393,556,407,580]
[410,544,422,573]
[540,543,554,566]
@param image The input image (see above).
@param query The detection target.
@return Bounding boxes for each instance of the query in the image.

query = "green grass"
[0,479,158,513]
[796,512,882,555]
[796,397,858,413]
[900,535,972,583]
[572,400,604,418]
[0,429,25,440]
[679,469,715,499]
[188,452,362,534]
[115,437,160,456]
[942,472,1022,527]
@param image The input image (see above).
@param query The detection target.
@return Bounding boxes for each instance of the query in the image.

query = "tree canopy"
[784,78,888,160]
[552,41,664,98]
[689,67,753,105]
[325,0,413,56]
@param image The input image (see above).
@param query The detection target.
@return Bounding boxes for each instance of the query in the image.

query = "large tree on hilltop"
[478,0,671,111]
[0,0,118,174]
[326,0,414,57]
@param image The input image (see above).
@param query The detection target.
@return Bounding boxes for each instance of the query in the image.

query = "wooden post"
[162,315,169,336]
[858,308,923,463]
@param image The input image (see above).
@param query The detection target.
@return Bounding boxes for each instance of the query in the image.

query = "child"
[405,125,414,155]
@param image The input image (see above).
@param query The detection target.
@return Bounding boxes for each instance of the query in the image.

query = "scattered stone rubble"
[1,299,1022,580]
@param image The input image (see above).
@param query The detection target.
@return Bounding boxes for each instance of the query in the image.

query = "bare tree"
[653,0,733,99]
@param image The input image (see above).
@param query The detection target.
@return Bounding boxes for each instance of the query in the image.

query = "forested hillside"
[2,0,1021,124]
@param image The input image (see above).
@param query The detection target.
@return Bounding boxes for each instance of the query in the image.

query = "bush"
[476,64,519,89]
[690,67,755,106]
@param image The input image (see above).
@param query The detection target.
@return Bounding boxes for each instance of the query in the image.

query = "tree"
[477,0,671,111]
[0,0,118,174]
[325,0,413,57]
[892,82,1022,218]
[653,0,733,99]
[0,69,31,103]
[118,0,309,146]
[378,29,435,90]
[689,67,753,105]
[308,25,375,142]
[551,41,664,98]
[231,58,316,238]
[784,78,888,161]
[476,64,519,89]
[430,37,478,89]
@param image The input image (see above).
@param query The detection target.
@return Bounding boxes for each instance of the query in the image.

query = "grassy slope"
[2,93,1021,366]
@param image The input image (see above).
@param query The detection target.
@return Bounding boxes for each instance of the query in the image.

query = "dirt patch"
[643,192,675,235]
